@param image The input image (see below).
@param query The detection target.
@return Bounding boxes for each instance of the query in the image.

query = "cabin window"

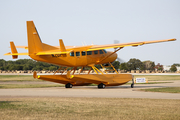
[76,52,80,56]
[103,49,107,53]
[99,50,104,54]
[94,50,98,55]
[70,52,74,56]
[81,51,86,56]
[87,51,92,55]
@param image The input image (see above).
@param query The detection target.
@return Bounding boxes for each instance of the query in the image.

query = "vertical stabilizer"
[59,39,66,52]
[27,21,43,55]
[10,41,18,59]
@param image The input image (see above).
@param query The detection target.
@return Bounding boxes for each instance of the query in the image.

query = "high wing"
[87,38,176,51]
[5,38,176,58]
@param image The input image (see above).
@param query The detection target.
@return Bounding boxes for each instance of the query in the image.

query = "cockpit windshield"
[103,49,107,53]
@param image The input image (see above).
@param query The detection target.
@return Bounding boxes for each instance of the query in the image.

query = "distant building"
[163,65,180,71]
[177,67,180,71]
[163,65,171,71]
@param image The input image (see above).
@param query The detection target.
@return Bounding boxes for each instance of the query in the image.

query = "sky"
[0,0,179,65]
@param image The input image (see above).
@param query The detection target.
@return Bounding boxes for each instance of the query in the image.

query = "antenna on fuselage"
[84,41,87,46]
[82,42,84,46]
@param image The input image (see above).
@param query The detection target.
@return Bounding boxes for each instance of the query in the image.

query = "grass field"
[0,75,38,81]
[1,75,180,81]
[0,75,179,89]
[0,97,180,120]
[0,75,180,119]
[134,75,180,81]
[141,87,180,93]
[0,84,65,89]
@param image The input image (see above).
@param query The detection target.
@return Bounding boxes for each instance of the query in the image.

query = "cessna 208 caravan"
[4,21,176,88]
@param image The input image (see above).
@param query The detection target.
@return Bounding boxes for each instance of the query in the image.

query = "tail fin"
[27,21,43,55]
[59,39,66,52]
[10,41,18,59]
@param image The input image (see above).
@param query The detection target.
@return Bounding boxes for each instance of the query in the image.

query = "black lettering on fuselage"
[51,54,61,58]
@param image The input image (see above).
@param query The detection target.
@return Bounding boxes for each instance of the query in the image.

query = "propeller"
[113,40,126,64]
[114,40,119,52]
[116,57,126,64]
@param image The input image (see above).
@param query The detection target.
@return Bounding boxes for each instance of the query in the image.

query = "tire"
[98,83,105,89]
[131,83,134,88]
[98,84,101,88]
[65,83,73,88]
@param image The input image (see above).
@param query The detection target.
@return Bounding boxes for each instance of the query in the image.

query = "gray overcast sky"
[0,0,179,65]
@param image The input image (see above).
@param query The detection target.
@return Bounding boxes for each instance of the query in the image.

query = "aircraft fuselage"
[29,50,117,67]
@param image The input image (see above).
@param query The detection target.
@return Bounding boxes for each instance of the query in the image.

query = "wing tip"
[169,38,176,41]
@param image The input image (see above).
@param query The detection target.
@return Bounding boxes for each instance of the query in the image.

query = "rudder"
[27,21,43,55]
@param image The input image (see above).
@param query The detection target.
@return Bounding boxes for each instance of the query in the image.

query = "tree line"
[0,59,59,71]
[0,58,179,72]
[118,58,178,72]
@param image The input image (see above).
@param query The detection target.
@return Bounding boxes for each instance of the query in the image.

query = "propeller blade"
[114,40,120,51]
[116,57,126,64]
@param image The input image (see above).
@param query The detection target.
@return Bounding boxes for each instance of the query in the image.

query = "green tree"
[154,63,163,71]
[173,64,180,67]
[23,64,33,70]
[0,67,5,70]
[32,66,43,71]
[126,58,143,70]
[170,65,177,72]
[0,59,6,67]
[49,66,58,71]
[119,63,128,70]
[9,64,23,70]
[43,67,49,70]
[143,61,155,70]
[112,61,120,70]
[95,64,102,69]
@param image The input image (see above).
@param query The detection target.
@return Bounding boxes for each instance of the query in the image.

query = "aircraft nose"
[113,52,118,61]
[108,51,118,62]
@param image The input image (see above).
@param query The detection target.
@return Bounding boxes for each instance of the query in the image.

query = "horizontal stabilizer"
[4,52,29,55]
[15,46,28,49]
[4,42,29,58]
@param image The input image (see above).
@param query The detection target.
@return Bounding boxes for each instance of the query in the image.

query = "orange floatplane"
[4,21,176,88]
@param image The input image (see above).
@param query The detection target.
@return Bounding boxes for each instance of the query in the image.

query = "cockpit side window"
[87,51,92,55]
[70,52,74,56]
[99,50,103,54]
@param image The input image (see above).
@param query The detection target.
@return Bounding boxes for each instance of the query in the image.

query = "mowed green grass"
[0,75,37,81]
[1,75,180,81]
[0,97,180,120]
[0,84,65,89]
[134,75,180,81]
[141,87,180,93]
[0,75,65,88]
[0,75,179,89]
